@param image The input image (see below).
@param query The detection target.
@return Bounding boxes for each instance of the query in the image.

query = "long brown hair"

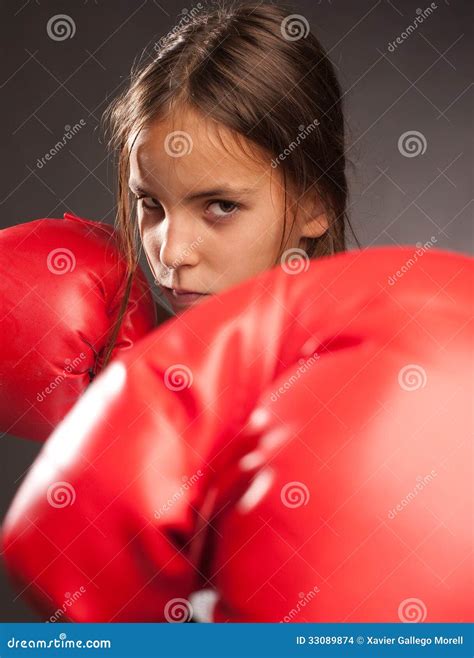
[101,0,360,367]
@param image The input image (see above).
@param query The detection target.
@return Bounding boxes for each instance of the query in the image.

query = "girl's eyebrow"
[128,179,255,201]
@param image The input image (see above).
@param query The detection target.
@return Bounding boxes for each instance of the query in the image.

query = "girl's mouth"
[161,286,210,309]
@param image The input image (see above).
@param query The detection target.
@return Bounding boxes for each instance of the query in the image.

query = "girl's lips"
[161,287,209,308]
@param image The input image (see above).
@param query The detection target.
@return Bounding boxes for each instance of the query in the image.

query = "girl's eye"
[136,195,239,220]
[136,195,161,210]
[206,200,239,220]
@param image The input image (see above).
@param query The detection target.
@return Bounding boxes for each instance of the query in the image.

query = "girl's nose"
[158,214,202,271]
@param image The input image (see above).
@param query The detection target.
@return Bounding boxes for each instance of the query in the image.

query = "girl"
[102,0,359,361]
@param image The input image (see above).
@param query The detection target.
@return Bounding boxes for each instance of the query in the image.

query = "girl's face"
[129,107,327,314]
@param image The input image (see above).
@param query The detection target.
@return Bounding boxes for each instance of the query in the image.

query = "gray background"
[1,0,472,621]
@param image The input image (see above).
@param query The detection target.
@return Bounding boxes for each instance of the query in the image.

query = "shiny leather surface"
[0,212,156,441]
[2,245,472,621]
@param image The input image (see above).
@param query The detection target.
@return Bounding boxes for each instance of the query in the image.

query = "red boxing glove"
[2,245,472,622]
[0,212,156,441]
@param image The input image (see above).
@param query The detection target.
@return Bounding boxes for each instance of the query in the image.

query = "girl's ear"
[298,214,328,253]
[299,195,329,240]
[301,212,329,239]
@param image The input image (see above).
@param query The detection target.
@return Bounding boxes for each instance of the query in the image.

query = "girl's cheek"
[137,214,157,248]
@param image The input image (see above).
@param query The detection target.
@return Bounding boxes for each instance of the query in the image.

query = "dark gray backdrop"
[1,0,472,621]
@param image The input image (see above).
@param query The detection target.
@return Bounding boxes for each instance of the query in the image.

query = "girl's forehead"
[127,115,280,204]
[129,107,270,176]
